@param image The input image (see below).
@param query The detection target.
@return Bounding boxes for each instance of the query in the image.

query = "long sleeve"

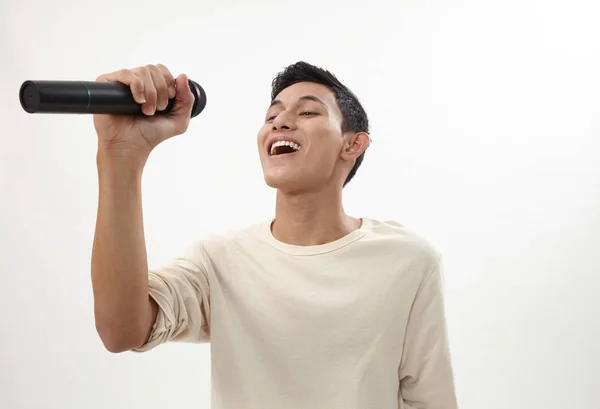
[398,258,458,409]
[132,242,211,352]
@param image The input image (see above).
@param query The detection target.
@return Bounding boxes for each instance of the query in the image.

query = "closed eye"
[265,112,318,122]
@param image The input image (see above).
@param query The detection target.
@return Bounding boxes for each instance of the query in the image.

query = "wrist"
[96,153,146,188]
[96,143,149,174]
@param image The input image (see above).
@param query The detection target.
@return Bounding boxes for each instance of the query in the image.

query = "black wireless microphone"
[19,79,206,118]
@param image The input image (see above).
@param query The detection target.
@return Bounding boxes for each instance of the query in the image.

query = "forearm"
[91,149,156,352]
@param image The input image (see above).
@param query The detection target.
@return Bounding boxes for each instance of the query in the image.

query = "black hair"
[270,61,369,187]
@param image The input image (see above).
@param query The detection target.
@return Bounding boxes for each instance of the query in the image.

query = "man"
[91,61,458,409]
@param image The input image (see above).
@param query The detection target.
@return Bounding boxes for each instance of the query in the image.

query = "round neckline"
[258,217,373,256]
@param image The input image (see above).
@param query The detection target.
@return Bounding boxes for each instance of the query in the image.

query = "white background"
[1,0,599,408]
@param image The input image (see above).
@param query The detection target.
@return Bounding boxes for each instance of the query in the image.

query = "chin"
[264,174,295,190]
[264,173,330,196]
[263,171,305,193]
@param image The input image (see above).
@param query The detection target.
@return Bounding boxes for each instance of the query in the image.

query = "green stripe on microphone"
[84,84,91,112]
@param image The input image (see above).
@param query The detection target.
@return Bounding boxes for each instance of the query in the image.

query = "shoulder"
[363,217,442,267]
[185,221,268,256]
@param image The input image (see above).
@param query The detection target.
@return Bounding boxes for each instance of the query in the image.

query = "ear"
[340,132,370,161]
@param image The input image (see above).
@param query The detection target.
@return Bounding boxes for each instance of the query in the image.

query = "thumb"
[172,73,195,116]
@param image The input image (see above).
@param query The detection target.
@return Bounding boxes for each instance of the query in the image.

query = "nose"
[272,110,297,131]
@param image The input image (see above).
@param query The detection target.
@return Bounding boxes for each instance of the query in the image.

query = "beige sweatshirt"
[132,218,458,409]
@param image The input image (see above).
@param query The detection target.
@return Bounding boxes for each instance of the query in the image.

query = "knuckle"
[146,87,157,102]
[133,77,144,90]
[156,78,167,91]
[156,63,171,76]
[134,66,148,76]
[156,64,173,80]
[145,64,158,73]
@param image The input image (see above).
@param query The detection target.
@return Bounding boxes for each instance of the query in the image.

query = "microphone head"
[188,79,206,118]
[19,81,40,113]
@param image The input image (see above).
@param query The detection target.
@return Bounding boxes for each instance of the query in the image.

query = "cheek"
[257,128,267,147]
[308,138,342,166]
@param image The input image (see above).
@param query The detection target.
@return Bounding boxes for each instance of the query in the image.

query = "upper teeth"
[270,140,301,155]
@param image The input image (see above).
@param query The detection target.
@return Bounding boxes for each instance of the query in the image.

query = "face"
[257,82,364,193]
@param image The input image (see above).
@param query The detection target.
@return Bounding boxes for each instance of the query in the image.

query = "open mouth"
[269,140,302,156]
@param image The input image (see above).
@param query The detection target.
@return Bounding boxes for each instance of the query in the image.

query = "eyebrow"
[269,95,328,109]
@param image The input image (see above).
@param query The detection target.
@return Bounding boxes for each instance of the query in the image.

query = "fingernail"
[169,87,176,98]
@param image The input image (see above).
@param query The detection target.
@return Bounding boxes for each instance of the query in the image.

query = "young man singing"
[91,61,458,409]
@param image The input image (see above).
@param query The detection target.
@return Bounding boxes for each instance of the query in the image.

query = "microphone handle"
[19,79,205,118]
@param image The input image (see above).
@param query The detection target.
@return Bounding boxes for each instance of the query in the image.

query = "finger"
[134,66,157,116]
[156,64,176,99]
[147,65,169,112]
[96,69,146,104]
[175,73,194,106]
[169,74,194,134]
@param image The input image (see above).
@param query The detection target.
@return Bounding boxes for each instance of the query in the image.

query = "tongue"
[274,145,297,155]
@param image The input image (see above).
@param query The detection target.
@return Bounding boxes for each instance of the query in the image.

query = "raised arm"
[90,64,195,352]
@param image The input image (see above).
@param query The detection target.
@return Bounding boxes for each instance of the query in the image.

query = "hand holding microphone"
[19,64,207,162]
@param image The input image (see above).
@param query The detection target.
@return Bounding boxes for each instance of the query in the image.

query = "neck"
[271,185,361,246]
